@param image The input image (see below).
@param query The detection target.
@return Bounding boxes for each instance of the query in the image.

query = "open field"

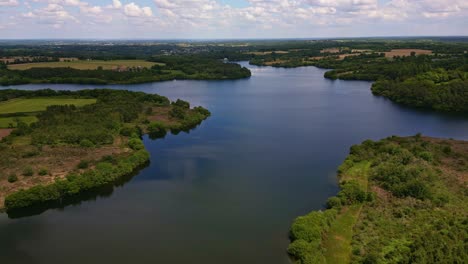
[384,49,433,58]
[8,60,159,70]
[0,98,96,114]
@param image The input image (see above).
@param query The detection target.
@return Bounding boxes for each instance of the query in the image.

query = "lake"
[1,62,467,264]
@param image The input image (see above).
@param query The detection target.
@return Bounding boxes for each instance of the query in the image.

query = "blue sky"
[0,0,466,39]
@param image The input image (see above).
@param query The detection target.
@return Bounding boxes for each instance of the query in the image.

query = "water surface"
[1,62,468,264]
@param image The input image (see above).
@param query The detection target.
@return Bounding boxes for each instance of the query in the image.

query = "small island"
[0,89,210,213]
[288,135,467,263]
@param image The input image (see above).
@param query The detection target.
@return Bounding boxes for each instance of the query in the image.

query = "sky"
[0,0,467,39]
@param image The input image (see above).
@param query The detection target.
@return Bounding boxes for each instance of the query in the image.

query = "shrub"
[418,151,433,162]
[38,168,49,176]
[172,99,190,109]
[148,121,167,139]
[77,160,89,169]
[22,150,40,158]
[128,138,144,150]
[79,139,95,148]
[442,145,452,155]
[338,180,367,204]
[8,174,18,183]
[120,126,142,137]
[169,106,186,119]
[326,196,342,208]
[22,166,34,176]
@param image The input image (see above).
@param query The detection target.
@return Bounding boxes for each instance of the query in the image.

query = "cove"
[1,62,468,264]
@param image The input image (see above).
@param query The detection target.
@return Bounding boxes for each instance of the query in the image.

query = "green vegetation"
[0,98,97,114]
[288,136,468,263]
[7,60,158,70]
[0,115,37,128]
[7,174,17,183]
[22,166,34,177]
[0,97,96,128]
[0,55,251,85]
[0,89,211,212]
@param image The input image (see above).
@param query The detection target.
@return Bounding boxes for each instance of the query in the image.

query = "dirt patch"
[372,186,393,201]
[264,59,289,66]
[147,106,179,127]
[338,54,361,60]
[0,128,13,140]
[384,49,433,58]
[321,48,342,53]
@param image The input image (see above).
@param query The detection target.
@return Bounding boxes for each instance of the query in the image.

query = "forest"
[0,89,211,212]
[288,135,467,264]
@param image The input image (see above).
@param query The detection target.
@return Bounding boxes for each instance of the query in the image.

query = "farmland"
[0,98,97,128]
[8,60,159,70]
[0,98,97,114]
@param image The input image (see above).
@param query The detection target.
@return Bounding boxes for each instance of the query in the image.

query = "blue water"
[1,62,467,264]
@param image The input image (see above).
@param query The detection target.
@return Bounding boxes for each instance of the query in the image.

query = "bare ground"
[0,128,13,140]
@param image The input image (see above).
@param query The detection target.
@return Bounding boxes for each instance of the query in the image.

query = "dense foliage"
[289,136,468,263]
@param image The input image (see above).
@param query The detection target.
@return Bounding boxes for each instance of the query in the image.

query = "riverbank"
[288,135,468,263]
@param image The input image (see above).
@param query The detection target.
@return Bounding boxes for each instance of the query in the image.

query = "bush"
[77,160,89,169]
[338,180,367,204]
[172,99,190,109]
[128,138,144,150]
[79,139,95,148]
[418,151,433,162]
[38,168,49,176]
[8,173,18,183]
[120,126,142,137]
[148,121,167,139]
[169,106,186,119]
[22,166,34,176]
[326,196,342,208]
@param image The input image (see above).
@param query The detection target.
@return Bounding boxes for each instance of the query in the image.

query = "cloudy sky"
[0,0,467,39]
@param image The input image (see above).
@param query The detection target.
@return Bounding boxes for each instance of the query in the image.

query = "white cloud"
[2,0,468,38]
[124,2,152,17]
[0,0,18,6]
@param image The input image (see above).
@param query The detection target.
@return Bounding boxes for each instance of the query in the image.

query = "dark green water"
[1,63,468,264]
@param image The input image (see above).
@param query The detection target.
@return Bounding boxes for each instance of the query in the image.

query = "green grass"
[341,161,371,190]
[322,161,371,263]
[8,60,161,70]
[0,98,96,114]
[323,205,362,263]
[0,116,37,128]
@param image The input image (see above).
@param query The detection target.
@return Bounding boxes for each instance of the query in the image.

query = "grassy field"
[322,161,370,263]
[0,98,96,114]
[323,205,362,264]
[0,116,38,128]
[8,60,160,70]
